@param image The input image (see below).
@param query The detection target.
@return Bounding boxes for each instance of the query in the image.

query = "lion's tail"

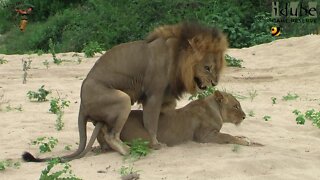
[22,108,103,163]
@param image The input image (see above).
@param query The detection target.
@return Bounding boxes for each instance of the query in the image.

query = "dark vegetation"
[0,0,319,54]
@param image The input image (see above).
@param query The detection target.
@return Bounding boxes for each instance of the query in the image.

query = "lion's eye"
[234,105,239,109]
[204,66,210,72]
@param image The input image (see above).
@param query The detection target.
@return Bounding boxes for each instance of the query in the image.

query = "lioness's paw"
[250,142,264,147]
[151,142,167,150]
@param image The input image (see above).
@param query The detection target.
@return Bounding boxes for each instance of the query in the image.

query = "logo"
[271,27,281,36]
[271,1,318,23]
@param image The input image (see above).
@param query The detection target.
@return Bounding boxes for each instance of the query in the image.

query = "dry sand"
[0,35,320,180]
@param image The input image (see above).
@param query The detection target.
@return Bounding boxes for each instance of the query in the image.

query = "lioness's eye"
[204,66,210,72]
[234,105,239,109]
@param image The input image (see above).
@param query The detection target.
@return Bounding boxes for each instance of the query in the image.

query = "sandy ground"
[0,35,320,180]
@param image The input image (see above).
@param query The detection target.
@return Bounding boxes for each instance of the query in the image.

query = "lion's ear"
[188,36,200,51]
[214,90,224,103]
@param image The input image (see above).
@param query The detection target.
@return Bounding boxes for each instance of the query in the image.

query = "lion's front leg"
[161,95,177,112]
[142,94,166,149]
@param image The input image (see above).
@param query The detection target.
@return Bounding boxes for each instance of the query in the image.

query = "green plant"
[271,97,277,105]
[0,160,21,171]
[31,137,58,153]
[232,144,240,152]
[27,85,50,102]
[37,50,44,56]
[189,86,215,100]
[263,115,271,121]
[40,158,82,180]
[282,93,299,101]
[119,165,140,180]
[49,97,70,131]
[82,41,103,58]
[49,38,63,65]
[5,104,23,112]
[0,57,8,64]
[305,109,320,128]
[64,145,72,151]
[125,139,151,161]
[225,54,243,68]
[77,58,82,64]
[248,110,255,117]
[248,89,258,102]
[22,59,32,84]
[43,60,49,69]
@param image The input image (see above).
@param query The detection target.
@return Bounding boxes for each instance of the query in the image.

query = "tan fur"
[98,91,262,148]
[22,22,228,162]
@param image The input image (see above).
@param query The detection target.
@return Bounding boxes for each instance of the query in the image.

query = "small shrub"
[0,57,8,64]
[125,139,151,161]
[49,38,63,65]
[292,109,320,128]
[43,60,50,69]
[282,93,299,101]
[225,54,243,68]
[271,97,277,105]
[232,144,240,153]
[31,137,58,153]
[64,145,72,151]
[49,97,70,131]
[40,158,82,180]
[263,115,271,121]
[119,165,140,180]
[189,86,215,100]
[248,110,255,117]
[82,41,103,58]
[5,104,23,112]
[22,59,32,84]
[37,50,44,56]
[0,160,21,171]
[305,109,320,128]
[248,89,258,102]
[27,85,50,102]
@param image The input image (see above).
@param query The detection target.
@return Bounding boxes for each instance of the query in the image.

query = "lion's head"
[147,22,228,95]
[213,91,246,125]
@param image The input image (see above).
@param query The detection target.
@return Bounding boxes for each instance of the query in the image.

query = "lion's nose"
[242,115,246,119]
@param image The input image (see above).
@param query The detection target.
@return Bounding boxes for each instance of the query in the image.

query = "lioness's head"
[213,91,246,125]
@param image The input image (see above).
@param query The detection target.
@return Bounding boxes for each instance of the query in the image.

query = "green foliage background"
[0,0,319,54]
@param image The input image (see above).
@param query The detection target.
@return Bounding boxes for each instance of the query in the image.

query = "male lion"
[22,22,228,162]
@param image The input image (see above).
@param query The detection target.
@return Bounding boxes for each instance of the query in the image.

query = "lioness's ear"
[214,90,224,103]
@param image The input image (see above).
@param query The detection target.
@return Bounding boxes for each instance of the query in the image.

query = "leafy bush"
[292,109,320,128]
[263,115,271,121]
[0,57,8,64]
[125,138,151,160]
[40,158,81,180]
[0,160,21,171]
[282,93,299,101]
[225,54,243,68]
[82,41,103,58]
[49,97,70,131]
[31,136,58,153]
[27,85,50,102]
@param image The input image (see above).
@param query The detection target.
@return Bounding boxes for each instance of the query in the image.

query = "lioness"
[99,91,262,148]
[22,22,228,162]
[23,91,261,163]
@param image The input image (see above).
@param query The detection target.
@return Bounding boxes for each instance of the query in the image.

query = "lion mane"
[147,22,228,95]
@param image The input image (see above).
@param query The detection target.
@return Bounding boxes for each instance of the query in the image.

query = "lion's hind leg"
[85,87,131,155]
